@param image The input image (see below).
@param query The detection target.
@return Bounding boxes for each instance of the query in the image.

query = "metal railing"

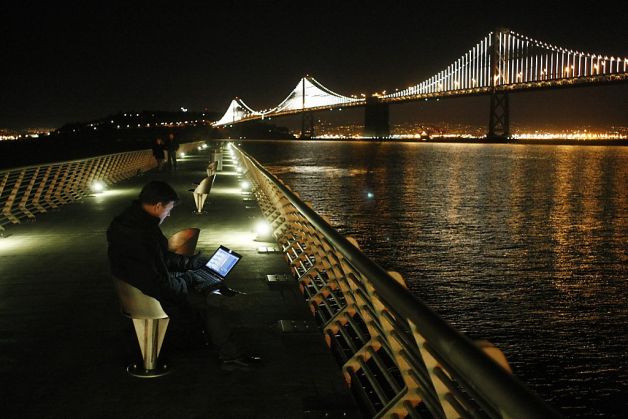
[0,142,203,232]
[231,144,559,419]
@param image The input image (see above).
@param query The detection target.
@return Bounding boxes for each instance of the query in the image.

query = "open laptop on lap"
[192,245,242,289]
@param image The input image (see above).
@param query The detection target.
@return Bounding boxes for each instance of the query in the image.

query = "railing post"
[82,158,99,193]
[53,163,73,204]
[32,166,52,212]
[2,171,24,224]
[17,168,38,220]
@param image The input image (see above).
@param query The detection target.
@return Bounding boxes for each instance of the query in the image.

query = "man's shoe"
[218,285,247,297]
[220,354,262,371]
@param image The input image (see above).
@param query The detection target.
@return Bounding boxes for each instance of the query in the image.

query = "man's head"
[139,181,178,224]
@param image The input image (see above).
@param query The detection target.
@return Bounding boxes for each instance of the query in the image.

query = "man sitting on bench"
[106,180,261,369]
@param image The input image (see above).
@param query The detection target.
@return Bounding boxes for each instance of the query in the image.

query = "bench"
[112,228,200,377]
[189,175,216,214]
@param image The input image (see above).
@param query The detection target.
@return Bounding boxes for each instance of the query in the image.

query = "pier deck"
[0,150,357,418]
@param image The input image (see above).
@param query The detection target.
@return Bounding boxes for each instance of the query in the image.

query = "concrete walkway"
[0,148,358,418]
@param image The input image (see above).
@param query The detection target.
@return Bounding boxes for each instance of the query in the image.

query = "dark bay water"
[242,140,628,418]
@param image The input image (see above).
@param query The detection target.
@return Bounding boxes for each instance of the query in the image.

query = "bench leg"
[127,318,170,378]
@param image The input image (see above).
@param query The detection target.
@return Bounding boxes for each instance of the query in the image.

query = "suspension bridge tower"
[487,28,511,140]
[364,97,390,139]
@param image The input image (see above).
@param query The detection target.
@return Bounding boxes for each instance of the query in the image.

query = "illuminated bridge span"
[214,76,365,126]
[213,28,628,139]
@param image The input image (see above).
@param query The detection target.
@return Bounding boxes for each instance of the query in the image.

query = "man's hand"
[188,252,208,270]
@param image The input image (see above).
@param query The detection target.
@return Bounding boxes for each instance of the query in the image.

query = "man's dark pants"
[165,289,243,359]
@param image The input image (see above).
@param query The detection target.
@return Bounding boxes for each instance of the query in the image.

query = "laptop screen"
[205,246,242,278]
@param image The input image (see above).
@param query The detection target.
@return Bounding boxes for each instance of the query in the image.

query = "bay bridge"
[213,28,628,139]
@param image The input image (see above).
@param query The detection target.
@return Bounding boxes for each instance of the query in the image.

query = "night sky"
[2,1,627,130]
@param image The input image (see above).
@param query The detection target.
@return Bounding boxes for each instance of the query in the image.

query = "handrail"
[0,142,204,232]
[232,144,559,418]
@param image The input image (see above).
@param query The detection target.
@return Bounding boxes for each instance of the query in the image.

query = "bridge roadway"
[0,149,358,418]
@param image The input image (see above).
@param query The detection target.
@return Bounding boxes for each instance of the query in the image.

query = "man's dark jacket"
[107,201,194,307]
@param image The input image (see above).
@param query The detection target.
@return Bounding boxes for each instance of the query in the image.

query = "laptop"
[192,245,242,288]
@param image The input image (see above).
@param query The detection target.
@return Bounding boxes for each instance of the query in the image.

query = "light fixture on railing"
[254,220,273,242]
[179,152,186,158]
[91,181,106,193]
[240,180,250,191]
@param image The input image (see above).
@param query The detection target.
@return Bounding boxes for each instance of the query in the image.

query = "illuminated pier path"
[0,149,357,417]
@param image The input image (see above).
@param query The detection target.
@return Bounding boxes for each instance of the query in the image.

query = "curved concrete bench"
[113,228,200,377]
[189,176,215,214]
[167,228,200,256]
[113,277,170,377]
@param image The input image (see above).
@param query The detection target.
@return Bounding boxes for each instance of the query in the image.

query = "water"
[241,140,628,418]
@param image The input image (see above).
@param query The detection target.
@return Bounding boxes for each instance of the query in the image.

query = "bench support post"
[127,318,170,378]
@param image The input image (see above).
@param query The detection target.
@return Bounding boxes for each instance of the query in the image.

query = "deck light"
[367,192,374,199]
[254,220,273,242]
[255,220,272,237]
[179,152,186,158]
[91,181,105,193]
[240,180,250,190]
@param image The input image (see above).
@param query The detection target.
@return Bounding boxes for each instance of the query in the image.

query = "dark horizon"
[2,1,627,130]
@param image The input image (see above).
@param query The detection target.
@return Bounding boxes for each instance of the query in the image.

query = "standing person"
[166,132,179,171]
[107,181,261,369]
[152,138,166,171]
